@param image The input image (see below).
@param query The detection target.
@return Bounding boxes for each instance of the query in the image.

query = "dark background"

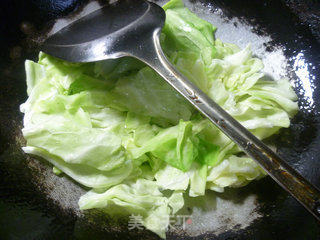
[0,0,319,239]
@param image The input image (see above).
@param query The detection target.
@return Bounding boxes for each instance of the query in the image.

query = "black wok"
[0,0,319,239]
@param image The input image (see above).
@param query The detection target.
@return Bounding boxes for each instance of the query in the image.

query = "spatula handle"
[135,29,320,221]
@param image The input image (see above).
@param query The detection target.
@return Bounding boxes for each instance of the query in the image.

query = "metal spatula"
[41,0,320,221]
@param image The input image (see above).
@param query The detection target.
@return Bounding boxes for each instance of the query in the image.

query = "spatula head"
[41,0,165,62]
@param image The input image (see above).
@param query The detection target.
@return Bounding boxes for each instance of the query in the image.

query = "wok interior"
[0,0,319,239]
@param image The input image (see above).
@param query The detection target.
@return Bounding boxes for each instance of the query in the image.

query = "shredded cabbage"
[20,0,298,238]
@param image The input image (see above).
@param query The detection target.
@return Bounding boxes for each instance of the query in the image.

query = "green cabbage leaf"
[21,0,298,238]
